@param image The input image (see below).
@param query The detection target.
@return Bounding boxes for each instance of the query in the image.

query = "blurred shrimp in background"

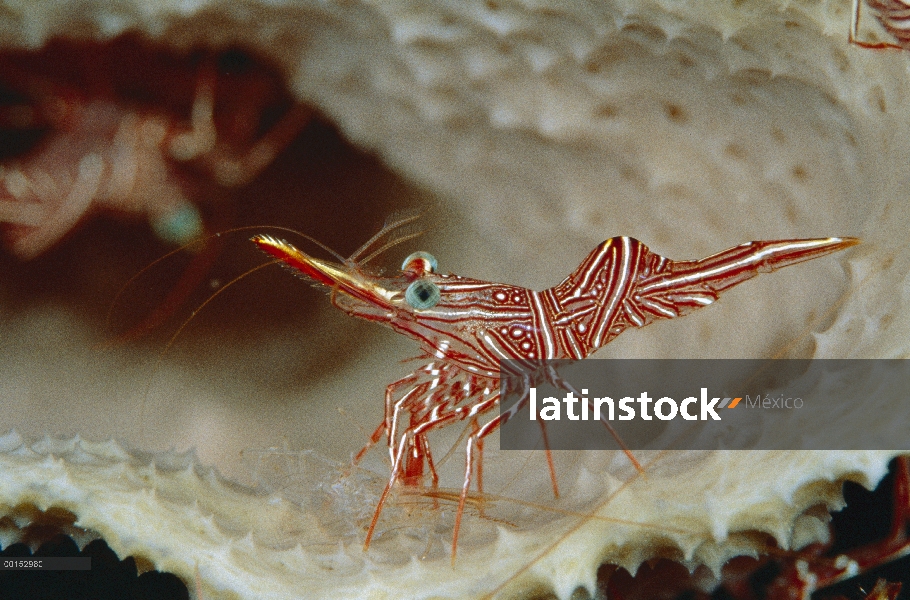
[0,35,311,260]
[0,35,328,345]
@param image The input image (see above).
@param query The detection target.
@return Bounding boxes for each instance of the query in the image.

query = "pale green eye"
[401,251,438,274]
[405,279,440,310]
[151,201,203,246]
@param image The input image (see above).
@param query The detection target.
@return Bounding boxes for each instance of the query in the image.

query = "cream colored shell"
[0,432,895,599]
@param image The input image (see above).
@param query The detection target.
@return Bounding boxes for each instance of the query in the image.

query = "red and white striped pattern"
[866,0,910,48]
[252,233,857,559]
[417,237,857,371]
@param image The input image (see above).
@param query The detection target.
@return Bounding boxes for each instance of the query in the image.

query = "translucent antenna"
[358,227,425,267]
[348,211,422,264]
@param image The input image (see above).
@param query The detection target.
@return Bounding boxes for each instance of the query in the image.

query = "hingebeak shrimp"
[251,216,858,561]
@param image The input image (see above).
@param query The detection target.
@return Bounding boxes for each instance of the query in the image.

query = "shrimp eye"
[402,251,438,275]
[405,279,440,310]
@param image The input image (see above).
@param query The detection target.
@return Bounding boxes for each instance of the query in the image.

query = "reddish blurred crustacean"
[0,37,310,259]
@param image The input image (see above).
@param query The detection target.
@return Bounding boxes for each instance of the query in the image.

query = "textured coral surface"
[0,0,909,598]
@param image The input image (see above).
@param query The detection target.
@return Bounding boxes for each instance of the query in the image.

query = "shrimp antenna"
[103,225,345,344]
[348,211,422,263]
[140,259,277,440]
[358,228,425,266]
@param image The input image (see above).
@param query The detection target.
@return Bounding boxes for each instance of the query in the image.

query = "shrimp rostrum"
[251,217,857,560]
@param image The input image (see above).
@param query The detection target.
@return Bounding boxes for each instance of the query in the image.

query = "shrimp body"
[868,0,910,47]
[850,0,910,49]
[251,230,858,559]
